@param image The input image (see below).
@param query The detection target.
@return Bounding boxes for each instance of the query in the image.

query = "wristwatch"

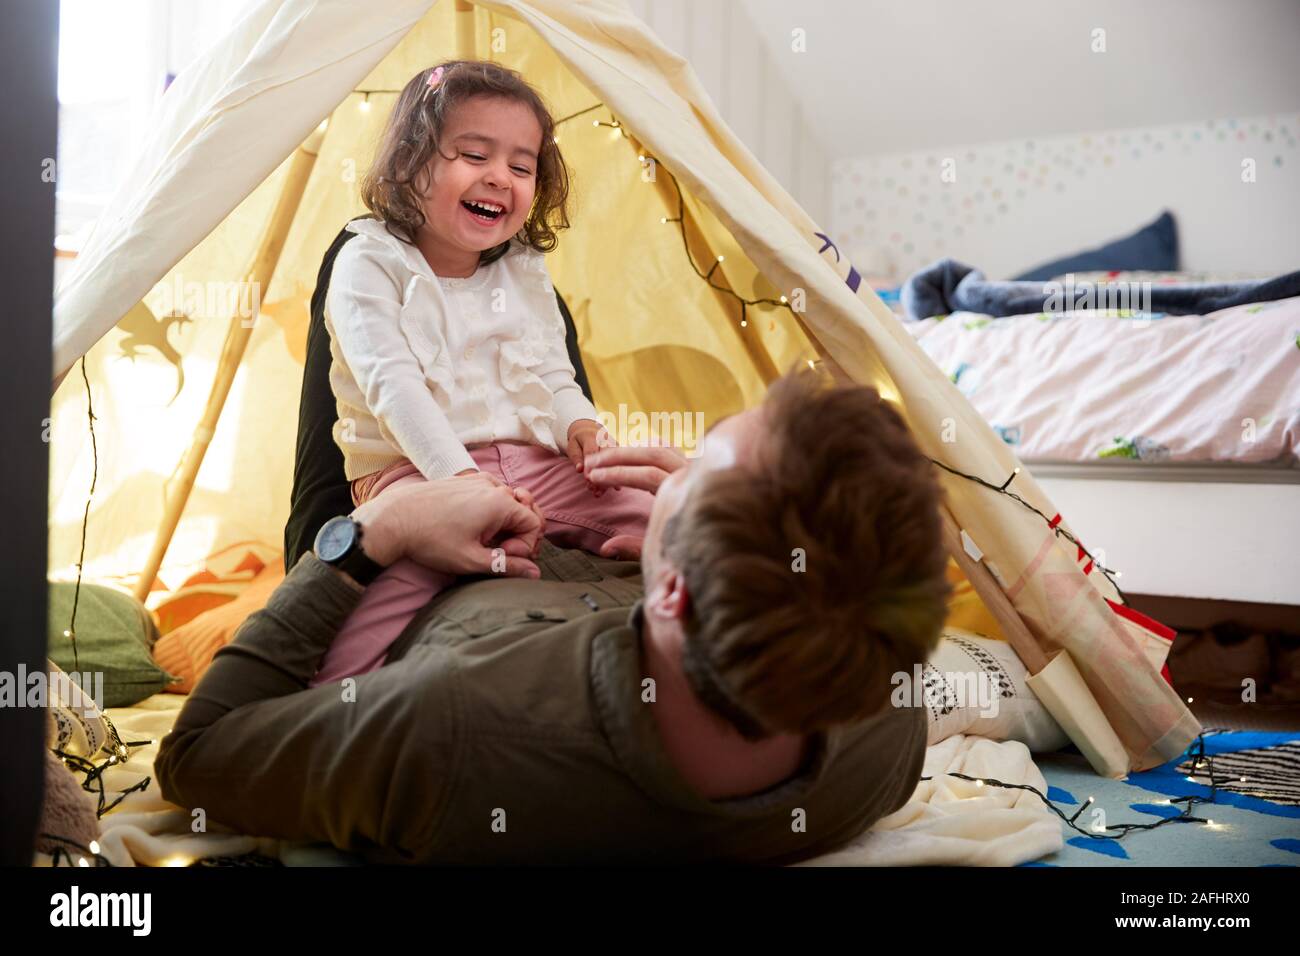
[313,515,385,587]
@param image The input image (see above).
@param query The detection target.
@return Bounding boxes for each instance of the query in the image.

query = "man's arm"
[155,476,546,857]
[155,556,454,857]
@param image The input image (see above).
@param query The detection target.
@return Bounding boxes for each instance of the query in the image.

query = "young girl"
[310,60,651,686]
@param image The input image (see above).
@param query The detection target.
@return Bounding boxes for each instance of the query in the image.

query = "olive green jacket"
[156,543,926,864]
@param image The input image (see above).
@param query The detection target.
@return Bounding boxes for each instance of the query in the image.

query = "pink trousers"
[309,441,652,686]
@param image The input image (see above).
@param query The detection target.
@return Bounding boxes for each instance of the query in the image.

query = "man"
[156,370,952,864]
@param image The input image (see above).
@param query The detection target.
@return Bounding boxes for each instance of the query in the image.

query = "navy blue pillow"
[1012,210,1179,281]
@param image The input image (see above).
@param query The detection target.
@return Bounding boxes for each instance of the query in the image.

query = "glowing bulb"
[780,295,788,303]
[660,217,667,223]
[807,360,815,370]
[78,857,89,867]
[1187,697,1194,703]
[717,255,725,262]
[316,119,329,133]
[359,99,371,113]
[1086,796,1095,804]
[592,119,599,126]
[89,840,100,854]
[975,779,985,787]
[740,319,747,328]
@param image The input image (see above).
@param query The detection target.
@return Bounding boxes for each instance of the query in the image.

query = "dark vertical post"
[0,0,59,865]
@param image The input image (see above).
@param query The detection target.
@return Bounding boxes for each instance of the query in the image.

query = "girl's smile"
[416,95,542,278]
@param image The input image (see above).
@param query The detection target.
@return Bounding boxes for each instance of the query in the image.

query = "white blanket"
[800,734,1063,866]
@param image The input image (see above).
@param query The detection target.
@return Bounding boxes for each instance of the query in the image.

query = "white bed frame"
[1031,461,1300,608]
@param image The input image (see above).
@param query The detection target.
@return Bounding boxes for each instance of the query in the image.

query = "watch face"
[316,516,356,563]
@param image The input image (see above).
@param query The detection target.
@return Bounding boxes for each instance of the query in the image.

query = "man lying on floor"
[155,370,954,864]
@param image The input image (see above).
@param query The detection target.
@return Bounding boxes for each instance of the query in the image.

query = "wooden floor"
[1187,699,1300,733]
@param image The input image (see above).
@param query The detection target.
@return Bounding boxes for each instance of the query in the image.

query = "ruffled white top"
[324,217,598,481]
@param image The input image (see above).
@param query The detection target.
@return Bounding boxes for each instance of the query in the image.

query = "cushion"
[47,582,176,708]
[1012,210,1179,282]
[152,558,285,693]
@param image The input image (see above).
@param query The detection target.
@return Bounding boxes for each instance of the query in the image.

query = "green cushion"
[47,582,177,708]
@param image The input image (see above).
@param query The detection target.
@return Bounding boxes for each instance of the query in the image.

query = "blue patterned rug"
[1027,730,1300,866]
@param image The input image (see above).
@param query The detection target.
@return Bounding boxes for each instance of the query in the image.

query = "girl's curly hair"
[360,59,571,266]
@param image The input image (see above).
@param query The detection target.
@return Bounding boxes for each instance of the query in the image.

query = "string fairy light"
[923,731,1231,844]
[927,458,1127,601]
[41,833,112,868]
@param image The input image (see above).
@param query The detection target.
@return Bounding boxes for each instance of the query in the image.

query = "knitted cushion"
[47,583,175,708]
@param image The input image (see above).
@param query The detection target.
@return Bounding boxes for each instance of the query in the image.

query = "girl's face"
[418,95,543,270]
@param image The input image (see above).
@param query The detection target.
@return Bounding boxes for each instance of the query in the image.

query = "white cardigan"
[324,218,598,481]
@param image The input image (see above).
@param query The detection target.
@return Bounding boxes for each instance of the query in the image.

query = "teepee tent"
[47,0,1199,776]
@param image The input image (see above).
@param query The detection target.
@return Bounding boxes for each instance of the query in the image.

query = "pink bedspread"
[905,296,1300,466]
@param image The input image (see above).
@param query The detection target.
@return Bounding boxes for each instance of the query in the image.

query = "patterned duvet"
[904,295,1300,466]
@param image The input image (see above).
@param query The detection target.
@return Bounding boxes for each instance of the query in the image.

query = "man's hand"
[582,444,686,495]
[353,473,544,578]
[566,419,615,497]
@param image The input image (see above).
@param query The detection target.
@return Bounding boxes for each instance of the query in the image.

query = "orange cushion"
[152,559,285,693]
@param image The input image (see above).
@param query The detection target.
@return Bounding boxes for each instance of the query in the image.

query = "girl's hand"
[565,420,615,496]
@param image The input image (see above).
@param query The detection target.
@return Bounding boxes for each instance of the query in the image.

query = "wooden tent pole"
[131,125,326,601]
[455,0,477,57]
[938,505,1048,674]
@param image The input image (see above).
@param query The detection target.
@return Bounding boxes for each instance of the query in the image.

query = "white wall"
[831,111,1300,282]
[623,0,831,225]
[739,0,1300,158]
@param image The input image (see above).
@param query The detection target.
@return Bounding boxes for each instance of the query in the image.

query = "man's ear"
[646,569,690,623]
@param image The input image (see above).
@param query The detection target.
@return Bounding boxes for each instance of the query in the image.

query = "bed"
[901,281,1300,606]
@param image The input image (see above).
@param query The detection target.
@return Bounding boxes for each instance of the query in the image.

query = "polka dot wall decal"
[855,197,865,207]
[1003,162,1013,173]
[998,202,1008,213]
[903,242,914,253]
[1193,130,1202,140]
[903,157,912,168]
[1104,155,1113,165]
[1276,156,1284,166]
[890,232,902,243]
[1016,187,1025,198]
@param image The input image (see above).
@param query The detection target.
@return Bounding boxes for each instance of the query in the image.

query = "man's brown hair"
[661,368,952,740]
[360,59,571,266]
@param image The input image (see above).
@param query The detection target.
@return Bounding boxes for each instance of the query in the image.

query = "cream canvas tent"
[47,0,1200,776]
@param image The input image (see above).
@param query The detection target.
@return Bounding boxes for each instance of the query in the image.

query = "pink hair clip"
[422,66,445,101]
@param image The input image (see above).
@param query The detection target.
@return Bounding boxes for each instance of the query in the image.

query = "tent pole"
[939,505,1130,777]
[455,0,476,57]
[131,125,326,602]
[939,505,1047,673]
